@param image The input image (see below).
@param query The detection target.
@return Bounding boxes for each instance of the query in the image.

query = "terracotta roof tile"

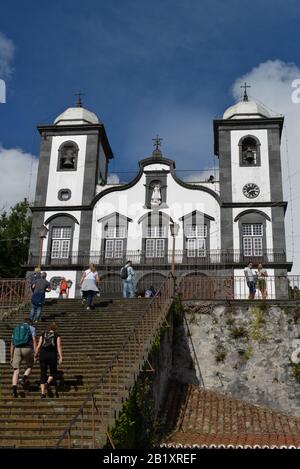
[160,381,300,449]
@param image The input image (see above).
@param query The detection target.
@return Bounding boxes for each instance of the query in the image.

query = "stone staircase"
[0,298,151,448]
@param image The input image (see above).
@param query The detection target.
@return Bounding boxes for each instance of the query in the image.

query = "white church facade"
[27,94,292,298]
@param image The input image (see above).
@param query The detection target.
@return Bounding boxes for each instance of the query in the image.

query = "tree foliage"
[0,199,32,278]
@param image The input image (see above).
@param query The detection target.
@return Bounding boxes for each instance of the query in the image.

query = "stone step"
[0,296,163,448]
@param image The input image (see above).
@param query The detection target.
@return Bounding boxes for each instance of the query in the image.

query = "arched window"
[57,141,78,171]
[239,136,261,167]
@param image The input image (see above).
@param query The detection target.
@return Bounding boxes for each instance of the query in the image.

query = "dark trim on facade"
[234,209,271,222]
[37,123,114,160]
[56,140,79,172]
[222,201,288,213]
[98,212,133,223]
[145,171,168,208]
[45,216,75,265]
[57,189,72,201]
[31,205,91,212]
[44,213,80,225]
[238,134,261,167]
[237,212,267,256]
[213,116,284,156]
[138,211,174,224]
[179,210,215,222]
[90,155,221,208]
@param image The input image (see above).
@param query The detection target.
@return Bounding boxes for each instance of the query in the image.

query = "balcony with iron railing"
[26,249,289,269]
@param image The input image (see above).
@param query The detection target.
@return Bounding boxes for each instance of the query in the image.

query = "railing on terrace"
[0,279,31,307]
[27,249,288,267]
[179,275,300,300]
[55,272,175,448]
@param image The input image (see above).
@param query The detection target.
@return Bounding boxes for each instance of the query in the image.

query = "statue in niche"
[151,183,162,207]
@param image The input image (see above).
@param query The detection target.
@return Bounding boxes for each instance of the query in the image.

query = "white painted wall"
[45,270,77,299]
[231,129,270,203]
[91,162,221,253]
[45,135,87,206]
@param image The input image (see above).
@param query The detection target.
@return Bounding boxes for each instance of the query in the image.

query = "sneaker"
[81,299,86,306]
[41,394,46,399]
[12,386,18,398]
[86,306,91,311]
[20,375,28,386]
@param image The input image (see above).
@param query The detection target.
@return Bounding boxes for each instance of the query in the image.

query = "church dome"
[223,99,270,120]
[54,107,99,125]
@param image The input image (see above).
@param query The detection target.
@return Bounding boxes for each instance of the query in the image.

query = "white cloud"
[0,32,14,79]
[0,146,38,211]
[107,173,120,184]
[231,60,300,273]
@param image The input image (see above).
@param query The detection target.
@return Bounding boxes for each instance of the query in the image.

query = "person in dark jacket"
[28,272,51,322]
[35,322,63,399]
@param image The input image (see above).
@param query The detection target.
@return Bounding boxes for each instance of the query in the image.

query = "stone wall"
[172,301,300,417]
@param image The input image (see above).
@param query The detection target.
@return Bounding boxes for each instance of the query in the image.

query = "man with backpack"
[120,260,135,298]
[29,272,51,322]
[10,319,37,398]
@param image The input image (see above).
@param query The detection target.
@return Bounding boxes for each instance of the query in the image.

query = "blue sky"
[2,0,300,271]
[1,0,300,171]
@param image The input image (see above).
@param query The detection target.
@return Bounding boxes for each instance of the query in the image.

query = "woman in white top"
[80,263,100,310]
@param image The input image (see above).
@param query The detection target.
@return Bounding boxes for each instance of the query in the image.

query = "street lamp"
[170,222,179,276]
[38,224,49,269]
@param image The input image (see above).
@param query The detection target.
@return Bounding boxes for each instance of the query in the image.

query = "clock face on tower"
[242,183,260,199]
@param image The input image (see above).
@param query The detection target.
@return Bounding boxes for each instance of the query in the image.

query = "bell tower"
[28,99,114,262]
[213,91,291,286]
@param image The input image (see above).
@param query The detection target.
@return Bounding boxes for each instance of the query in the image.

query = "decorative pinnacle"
[75,91,85,107]
[152,134,163,151]
[240,82,251,102]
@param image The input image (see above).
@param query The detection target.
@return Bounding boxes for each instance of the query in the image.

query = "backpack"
[42,331,56,350]
[120,266,128,279]
[12,323,32,347]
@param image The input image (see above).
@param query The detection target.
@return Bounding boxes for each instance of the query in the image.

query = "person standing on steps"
[10,318,37,398]
[79,263,101,310]
[121,260,135,298]
[244,262,256,300]
[29,272,51,322]
[35,322,62,399]
[257,263,268,299]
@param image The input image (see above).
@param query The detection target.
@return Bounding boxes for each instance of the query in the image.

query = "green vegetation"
[250,306,267,343]
[225,316,235,326]
[107,375,156,449]
[0,199,32,277]
[230,325,248,339]
[173,295,184,326]
[244,345,253,360]
[152,324,167,353]
[215,346,227,363]
[291,363,300,383]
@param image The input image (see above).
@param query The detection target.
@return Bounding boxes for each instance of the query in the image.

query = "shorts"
[12,347,34,369]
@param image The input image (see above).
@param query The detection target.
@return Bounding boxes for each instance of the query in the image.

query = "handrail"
[55,272,175,448]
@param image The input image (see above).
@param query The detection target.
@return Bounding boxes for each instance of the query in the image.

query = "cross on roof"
[152,134,163,151]
[75,91,85,107]
[240,82,251,102]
